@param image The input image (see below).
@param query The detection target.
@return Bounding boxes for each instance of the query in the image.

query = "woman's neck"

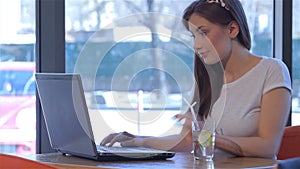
[222,43,260,83]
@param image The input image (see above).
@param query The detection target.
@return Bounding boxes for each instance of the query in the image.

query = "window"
[0,0,36,155]
[65,0,275,144]
[292,0,300,125]
[241,0,273,57]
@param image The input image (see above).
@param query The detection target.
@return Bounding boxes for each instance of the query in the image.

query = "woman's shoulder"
[258,56,292,92]
[258,56,289,72]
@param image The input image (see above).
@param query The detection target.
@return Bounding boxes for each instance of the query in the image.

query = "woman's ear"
[228,21,239,38]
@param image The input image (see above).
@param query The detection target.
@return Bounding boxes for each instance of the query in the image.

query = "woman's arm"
[100,115,194,152]
[132,125,193,152]
[215,87,291,158]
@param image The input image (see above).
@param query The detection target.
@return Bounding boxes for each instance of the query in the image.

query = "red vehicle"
[0,62,36,155]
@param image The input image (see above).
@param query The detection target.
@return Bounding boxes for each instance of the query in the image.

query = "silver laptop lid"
[35,73,98,159]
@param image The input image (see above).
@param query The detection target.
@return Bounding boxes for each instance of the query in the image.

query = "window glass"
[241,0,273,57]
[65,0,274,143]
[292,0,300,125]
[0,0,36,155]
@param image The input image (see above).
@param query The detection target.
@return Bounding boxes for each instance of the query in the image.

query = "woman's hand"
[100,131,144,147]
[174,112,193,128]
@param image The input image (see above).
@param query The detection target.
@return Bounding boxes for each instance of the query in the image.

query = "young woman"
[100,0,291,158]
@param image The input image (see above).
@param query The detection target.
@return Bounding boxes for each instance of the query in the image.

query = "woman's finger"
[107,132,135,147]
[100,133,118,146]
[174,114,187,121]
[107,133,124,147]
[100,131,136,146]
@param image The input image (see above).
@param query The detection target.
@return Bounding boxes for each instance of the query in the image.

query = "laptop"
[35,73,175,161]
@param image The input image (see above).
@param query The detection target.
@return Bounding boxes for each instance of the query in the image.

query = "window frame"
[273,0,292,126]
[35,0,65,153]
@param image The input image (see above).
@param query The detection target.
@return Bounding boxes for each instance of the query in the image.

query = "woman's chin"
[203,58,220,65]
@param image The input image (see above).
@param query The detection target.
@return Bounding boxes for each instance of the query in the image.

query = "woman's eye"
[198,31,206,36]
[196,29,207,36]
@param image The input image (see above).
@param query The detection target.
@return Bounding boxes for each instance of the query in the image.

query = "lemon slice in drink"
[198,130,212,147]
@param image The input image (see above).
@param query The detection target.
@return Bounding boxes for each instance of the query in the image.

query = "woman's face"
[188,13,232,65]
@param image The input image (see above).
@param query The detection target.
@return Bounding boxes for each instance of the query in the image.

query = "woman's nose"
[193,36,204,51]
[194,44,202,53]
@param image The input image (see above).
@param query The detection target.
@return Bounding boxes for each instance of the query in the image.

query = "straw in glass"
[183,98,200,130]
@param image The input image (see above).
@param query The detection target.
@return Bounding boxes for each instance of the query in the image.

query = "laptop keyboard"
[96,145,166,153]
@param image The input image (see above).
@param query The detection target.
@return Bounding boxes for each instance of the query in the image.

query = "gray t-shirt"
[207,57,292,157]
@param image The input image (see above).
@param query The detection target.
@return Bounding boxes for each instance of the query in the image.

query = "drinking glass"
[192,120,216,161]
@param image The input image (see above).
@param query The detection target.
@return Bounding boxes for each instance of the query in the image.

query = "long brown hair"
[182,0,251,119]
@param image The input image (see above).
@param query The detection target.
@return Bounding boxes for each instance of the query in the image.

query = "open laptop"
[35,73,175,161]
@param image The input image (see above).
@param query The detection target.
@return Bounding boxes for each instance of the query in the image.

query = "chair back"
[0,153,58,169]
[277,125,300,160]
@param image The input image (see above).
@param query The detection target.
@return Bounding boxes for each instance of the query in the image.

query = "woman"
[100,0,291,158]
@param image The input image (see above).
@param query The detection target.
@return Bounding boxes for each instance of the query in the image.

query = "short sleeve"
[263,58,292,94]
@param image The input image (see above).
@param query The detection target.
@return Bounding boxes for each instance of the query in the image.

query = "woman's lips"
[199,51,208,58]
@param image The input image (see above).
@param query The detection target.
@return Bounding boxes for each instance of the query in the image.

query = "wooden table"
[22,152,277,169]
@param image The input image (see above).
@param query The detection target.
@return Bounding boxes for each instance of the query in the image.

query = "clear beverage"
[192,130,202,160]
[200,131,215,161]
